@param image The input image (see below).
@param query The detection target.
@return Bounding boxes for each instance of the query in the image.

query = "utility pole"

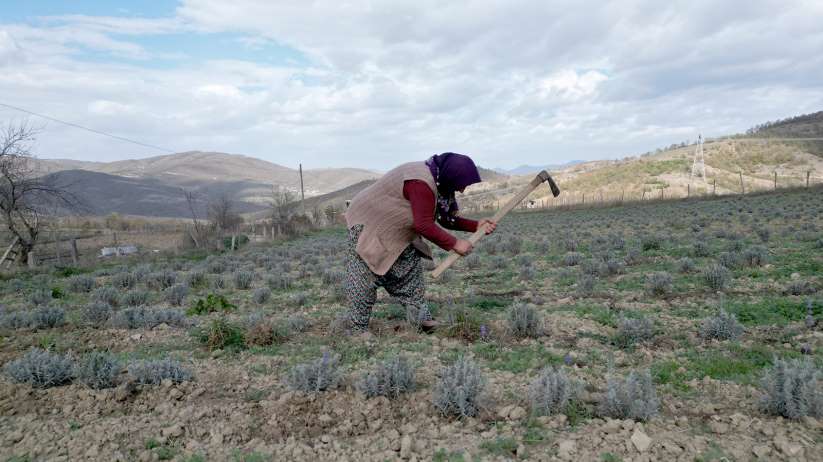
[299,163,305,216]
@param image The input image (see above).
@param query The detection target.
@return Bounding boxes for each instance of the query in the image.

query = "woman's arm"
[403,180,458,251]
[439,215,478,233]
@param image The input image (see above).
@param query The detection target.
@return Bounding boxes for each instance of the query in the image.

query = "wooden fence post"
[55,232,61,266]
[713,179,717,195]
[807,171,811,188]
[739,172,745,194]
[774,171,777,190]
[687,184,690,198]
[231,235,236,251]
[27,251,35,268]
[70,239,78,265]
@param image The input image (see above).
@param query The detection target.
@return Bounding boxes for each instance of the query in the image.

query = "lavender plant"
[3,348,74,388]
[528,367,580,416]
[598,369,659,421]
[287,352,341,392]
[433,356,486,418]
[759,358,822,419]
[358,355,416,399]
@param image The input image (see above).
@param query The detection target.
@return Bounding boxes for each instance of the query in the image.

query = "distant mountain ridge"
[36,151,379,197]
[36,151,509,219]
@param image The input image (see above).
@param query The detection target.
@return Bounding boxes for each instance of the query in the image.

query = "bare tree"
[208,192,243,233]
[0,121,79,265]
[182,188,204,248]
[270,185,294,216]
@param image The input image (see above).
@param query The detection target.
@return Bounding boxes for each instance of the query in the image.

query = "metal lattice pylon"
[690,134,706,181]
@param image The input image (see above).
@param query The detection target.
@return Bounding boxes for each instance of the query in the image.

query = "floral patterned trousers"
[345,225,433,331]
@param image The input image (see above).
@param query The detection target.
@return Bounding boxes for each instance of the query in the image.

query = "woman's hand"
[478,219,498,235]
[453,239,473,256]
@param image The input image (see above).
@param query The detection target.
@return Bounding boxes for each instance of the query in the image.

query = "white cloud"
[0,0,822,169]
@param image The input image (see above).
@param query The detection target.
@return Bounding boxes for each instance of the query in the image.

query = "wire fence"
[473,172,823,213]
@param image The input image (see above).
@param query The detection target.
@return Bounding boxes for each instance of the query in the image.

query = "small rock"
[602,419,622,434]
[557,440,576,460]
[8,430,24,443]
[115,382,136,402]
[129,333,142,341]
[630,429,652,452]
[620,419,634,430]
[516,444,526,457]
[497,405,513,420]
[774,436,803,457]
[369,418,383,431]
[708,421,729,435]
[85,445,100,458]
[508,406,526,420]
[169,388,184,400]
[752,444,771,459]
[320,435,331,444]
[661,441,682,454]
[400,435,413,459]
[675,416,688,427]
[162,424,184,438]
[161,379,173,389]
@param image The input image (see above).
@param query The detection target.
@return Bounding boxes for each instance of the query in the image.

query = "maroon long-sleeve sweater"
[403,180,478,251]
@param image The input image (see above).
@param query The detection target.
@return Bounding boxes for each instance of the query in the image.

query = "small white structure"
[100,245,139,257]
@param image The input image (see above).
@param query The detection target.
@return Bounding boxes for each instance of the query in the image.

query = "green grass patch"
[187,293,236,316]
[432,449,466,462]
[522,419,551,446]
[653,343,793,389]
[726,297,821,326]
[480,437,518,458]
[473,343,563,373]
[601,453,624,462]
[468,297,509,311]
[564,399,594,427]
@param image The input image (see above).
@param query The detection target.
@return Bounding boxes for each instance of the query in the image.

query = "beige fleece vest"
[344,162,437,275]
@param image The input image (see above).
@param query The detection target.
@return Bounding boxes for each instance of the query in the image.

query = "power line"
[0,101,175,153]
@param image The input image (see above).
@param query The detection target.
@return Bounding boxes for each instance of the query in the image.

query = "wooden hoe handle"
[431,170,560,278]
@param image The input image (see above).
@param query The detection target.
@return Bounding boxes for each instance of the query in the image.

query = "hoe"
[432,170,561,278]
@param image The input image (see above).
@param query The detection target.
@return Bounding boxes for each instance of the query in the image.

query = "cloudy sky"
[1,0,822,170]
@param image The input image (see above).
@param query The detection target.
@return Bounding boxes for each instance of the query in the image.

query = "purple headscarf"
[424,152,482,225]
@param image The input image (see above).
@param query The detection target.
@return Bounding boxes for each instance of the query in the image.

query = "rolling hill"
[37,151,379,199]
[457,110,823,211]
[46,170,270,218]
